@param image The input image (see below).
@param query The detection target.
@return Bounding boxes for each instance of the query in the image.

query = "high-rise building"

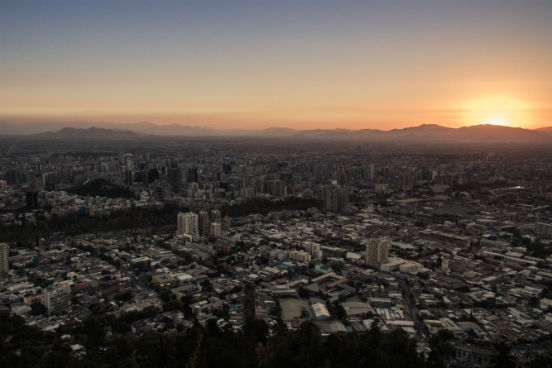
[337,187,349,211]
[369,163,375,180]
[365,238,390,269]
[323,186,349,213]
[45,281,71,316]
[303,241,323,260]
[122,153,135,171]
[267,179,286,197]
[177,212,185,234]
[323,186,338,212]
[198,210,210,236]
[25,190,39,209]
[0,243,8,273]
[210,209,222,223]
[177,212,198,237]
[210,222,222,238]
[187,168,199,183]
[187,182,199,198]
[167,166,182,193]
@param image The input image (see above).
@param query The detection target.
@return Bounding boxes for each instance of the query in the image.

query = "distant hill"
[384,124,454,139]
[535,126,552,136]
[293,124,552,143]
[31,127,144,140]
[450,124,548,143]
[1,121,551,144]
[0,121,230,136]
[267,123,552,143]
[68,179,135,198]
[390,123,453,134]
[110,122,220,136]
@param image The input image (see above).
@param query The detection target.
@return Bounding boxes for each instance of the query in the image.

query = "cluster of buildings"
[1,138,552,365]
[177,209,222,240]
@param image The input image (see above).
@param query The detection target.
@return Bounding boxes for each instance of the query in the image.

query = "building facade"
[365,238,390,269]
[177,212,199,237]
[0,243,8,273]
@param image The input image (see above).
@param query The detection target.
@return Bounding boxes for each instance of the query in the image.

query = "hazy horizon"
[2,118,552,132]
[1,116,457,132]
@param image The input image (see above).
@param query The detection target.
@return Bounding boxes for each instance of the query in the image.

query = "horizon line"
[2,120,551,132]
[64,122,546,131]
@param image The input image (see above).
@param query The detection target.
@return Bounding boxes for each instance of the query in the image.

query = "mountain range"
[1,121,552,143]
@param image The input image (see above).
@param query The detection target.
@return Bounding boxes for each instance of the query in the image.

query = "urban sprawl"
[1,138,552,366]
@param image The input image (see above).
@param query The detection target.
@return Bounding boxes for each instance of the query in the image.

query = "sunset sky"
[1,0,551,130]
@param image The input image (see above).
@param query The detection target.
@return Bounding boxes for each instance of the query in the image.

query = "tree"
[492,342,515,368]
[38,347,74,368]
[244,319,269,345]
[81,316,106,350]
[427,329,455,368]
[528,352,552,368]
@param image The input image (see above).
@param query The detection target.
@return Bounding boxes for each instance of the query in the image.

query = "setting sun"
[483,116,510,126]
[462,96,532,128]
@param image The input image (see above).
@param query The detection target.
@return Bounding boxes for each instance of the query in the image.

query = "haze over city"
[1,0,551,130]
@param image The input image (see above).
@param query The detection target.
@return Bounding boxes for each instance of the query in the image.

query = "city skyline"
[2,0,551,130]
[2,2,552,365]
[1,115,552,366]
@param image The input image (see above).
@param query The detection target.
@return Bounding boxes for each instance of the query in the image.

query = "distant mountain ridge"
[1,121,552,143]
[260,124,552,143]
[534,126,552,135]
[30,127,144,140]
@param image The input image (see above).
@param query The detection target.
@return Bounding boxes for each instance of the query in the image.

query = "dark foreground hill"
[3,309,549,368]
[0,310,423,368]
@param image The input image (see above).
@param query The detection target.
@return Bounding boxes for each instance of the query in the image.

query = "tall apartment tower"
[337,187,349,211]
[369,163,375,180]
[198,210,210,236]
[323,186,349,213]
[187,168,199,183]
[177,212,185,234]
[0,243,8,273]
[210,222,222,238]
[167,166,182,193]
[45,281,71,316]
[365,238,390,269]
[310,242,323,260]
[323,186,337,212]
[210,209,222,223]
[177,212,199,237]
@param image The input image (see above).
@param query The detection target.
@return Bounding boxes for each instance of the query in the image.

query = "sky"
[1,0,551,130]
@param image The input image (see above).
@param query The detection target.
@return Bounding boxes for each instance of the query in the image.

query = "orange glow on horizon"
[0,92,549,131]
[460,96,535,128]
